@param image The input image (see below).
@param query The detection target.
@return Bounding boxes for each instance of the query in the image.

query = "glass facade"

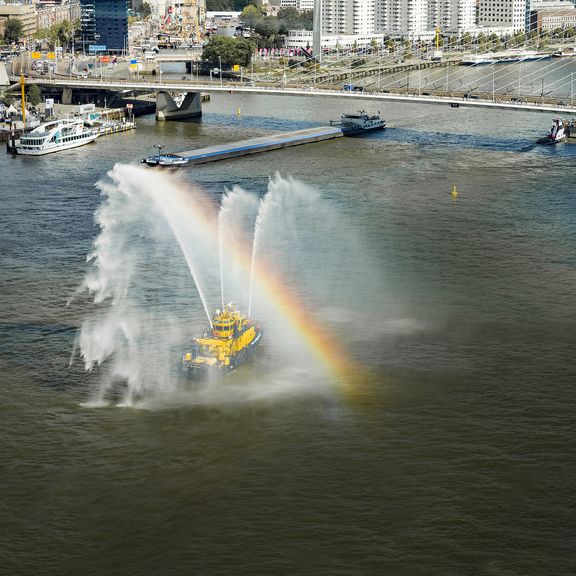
[79,0,128,52]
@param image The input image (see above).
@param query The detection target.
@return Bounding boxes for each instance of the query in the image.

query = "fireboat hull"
[177,328,263,379]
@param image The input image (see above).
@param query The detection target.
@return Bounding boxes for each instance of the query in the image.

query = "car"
[510,97,527,103]
[76,72,88,79]
[557,100,568,106]
[463,93,480,99]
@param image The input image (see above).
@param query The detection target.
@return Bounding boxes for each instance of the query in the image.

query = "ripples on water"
[2,94,576,575]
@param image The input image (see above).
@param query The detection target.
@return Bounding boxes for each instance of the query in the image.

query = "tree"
[4,18,23,44]
[142,2,152,18]
[206,0,234,10]
[57,20,74,50]
[201,36,255,68]
[254,16,279,39]
[2,91,14,106]
[240,5,261,29]
[27,84,41,107]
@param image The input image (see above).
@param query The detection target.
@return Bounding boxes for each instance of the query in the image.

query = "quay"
[144,126,344,166]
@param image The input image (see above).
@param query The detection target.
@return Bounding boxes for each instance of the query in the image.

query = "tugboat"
[330,111,386,135]
[537,118,566,145]
[177,303,263,378]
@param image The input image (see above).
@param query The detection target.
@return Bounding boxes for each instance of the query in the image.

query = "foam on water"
[77,165,381,407]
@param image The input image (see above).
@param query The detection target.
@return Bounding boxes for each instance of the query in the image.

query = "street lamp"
[219,55,222,87]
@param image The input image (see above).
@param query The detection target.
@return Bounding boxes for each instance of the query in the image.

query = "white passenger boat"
[14,118,99,155]
[330,112,386,135]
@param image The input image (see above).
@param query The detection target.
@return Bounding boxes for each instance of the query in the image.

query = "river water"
[2,91,576,575]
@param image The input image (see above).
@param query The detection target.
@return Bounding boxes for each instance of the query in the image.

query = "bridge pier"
[155,91,202,121]
[62,87,73,105]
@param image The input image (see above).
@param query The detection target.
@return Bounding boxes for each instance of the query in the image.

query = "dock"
[144,126,344,166]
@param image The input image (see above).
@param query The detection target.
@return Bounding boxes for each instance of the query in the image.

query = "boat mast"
[20,74,26,127]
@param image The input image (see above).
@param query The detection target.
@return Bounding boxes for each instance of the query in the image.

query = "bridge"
[13,75,576,118]
[5,31,576,121]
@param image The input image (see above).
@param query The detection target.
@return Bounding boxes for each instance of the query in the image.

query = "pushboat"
[142,153,188,167]
[177,303,263,378]
[330,112,386,135]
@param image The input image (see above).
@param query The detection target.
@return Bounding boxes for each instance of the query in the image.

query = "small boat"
[330,112,386,135]
[177,303,263,378]
[12,118,99,155]
[537,118,566,145]
[142,153,188,167]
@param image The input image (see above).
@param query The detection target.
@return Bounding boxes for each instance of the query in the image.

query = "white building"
[375,0,429,35]
[374,0,476,36]
[478,0,528,32]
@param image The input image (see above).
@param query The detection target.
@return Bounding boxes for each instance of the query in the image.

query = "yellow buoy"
[237,107,241,116]
[450,184,458,198]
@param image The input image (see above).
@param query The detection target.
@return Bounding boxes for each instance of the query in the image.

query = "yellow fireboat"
[177,303,263,378]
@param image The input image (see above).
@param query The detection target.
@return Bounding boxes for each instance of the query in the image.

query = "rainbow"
[140,166,361,397]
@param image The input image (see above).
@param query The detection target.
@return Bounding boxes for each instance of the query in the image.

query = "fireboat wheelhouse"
[177,303,263,378]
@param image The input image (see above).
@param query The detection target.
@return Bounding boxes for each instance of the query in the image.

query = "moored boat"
[461,54,497,66]
[12,118,99,155]
[330,112,386,135]
[177,303,263,378]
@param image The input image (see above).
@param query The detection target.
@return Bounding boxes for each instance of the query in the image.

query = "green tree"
[142,2,152,18]
[26,84,42,107]
[57,20,74,49]
[206,0,234,10]
[2,91,15,106]
[4,18,23,44]
[202,36,255,68]
[240,5,262,29]
[254,16,279,39]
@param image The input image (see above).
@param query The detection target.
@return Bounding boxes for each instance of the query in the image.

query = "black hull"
[342,125,386,136]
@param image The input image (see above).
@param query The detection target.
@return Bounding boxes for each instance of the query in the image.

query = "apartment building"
[374,0,476,35]
[0,4,37,40]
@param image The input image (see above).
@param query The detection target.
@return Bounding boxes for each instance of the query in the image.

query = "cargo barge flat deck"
[143,126,345,167]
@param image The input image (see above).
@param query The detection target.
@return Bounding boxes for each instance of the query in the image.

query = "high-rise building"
[375,0,476,35]
[79,0,128,52]
[375,0,429,35]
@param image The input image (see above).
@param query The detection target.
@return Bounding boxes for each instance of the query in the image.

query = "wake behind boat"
[11,118,99,155]
[177,303,263,379]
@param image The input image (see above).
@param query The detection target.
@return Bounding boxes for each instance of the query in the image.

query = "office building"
[79,0,128,52]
